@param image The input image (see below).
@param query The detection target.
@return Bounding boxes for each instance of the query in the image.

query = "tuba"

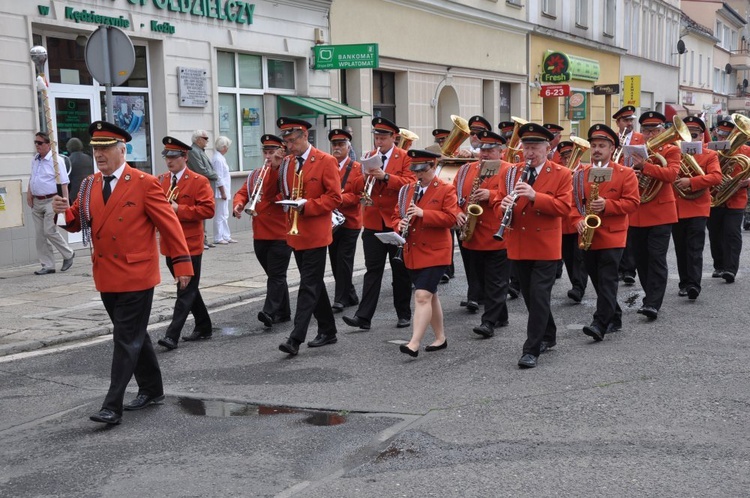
[505,116,528,163]
[397,129,419,150]
[710,113,750,207]
[674,148,706,200]
[639,115,691,203]
[440,115,471,157]
[566,137,590,170]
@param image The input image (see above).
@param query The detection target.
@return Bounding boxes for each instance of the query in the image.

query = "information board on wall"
[0,180,24,229]
[178,67,209,107]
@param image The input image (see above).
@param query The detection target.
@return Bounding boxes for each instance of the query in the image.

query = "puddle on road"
[210,326,244,336]
[177,397,347,426]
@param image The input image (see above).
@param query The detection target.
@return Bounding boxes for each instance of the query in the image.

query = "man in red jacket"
[156,137,216,350]
[276,118,342,355]
[53,121,192,425]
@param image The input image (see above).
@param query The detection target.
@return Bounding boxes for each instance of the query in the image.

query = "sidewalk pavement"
[0,229,366,356]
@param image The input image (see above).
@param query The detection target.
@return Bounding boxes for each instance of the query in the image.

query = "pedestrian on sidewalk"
[187,129,218,249]
[53,121,193,425]
[28,132,75,275]
[212,136,234,244]
[157,136,216,350]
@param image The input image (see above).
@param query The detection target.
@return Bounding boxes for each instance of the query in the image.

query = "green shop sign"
[127,0,255,25]
[313,44,379,70]
[541,51,600,83]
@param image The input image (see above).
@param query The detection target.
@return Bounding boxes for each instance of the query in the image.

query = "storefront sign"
[566,91,587,120]
[178,67,208,107]
[541,51,600,83]
[313,44,379,70]
[623,75,641,107]
[539,84,570,98]
[64,7,130,28]
[127,0,255,26]
[592,84,619,95]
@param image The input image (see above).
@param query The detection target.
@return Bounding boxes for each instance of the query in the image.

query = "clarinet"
[493,161,532,241]
[393,180,423,262]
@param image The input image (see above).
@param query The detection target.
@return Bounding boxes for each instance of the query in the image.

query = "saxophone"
[578,181,601,251]
[459,171,483,242]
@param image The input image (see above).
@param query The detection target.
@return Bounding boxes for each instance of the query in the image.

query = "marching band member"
[544,123,564,163]
[613,105,644,285]
[456,115,492,159]
[629,111,681,320]
[432,128,450,149]
[498,121,515,142]
[157,137,216,350]
[572,125,639,340]
[53,121,192,424]
[433,127,454,283]
[672,117,722,299]
[394,150,458,357]
[557,140,589,302]
[706,119,750,284]
[343,117,415,330]
[454,131,512,338]
[233,134,293,328]
[276,118,342,355]
[493,123,573,369]
[327,128,364,312]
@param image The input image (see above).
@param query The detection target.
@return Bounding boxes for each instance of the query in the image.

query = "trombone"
[245,160,270,216]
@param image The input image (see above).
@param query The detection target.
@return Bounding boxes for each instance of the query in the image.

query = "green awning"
[277,96,369,124]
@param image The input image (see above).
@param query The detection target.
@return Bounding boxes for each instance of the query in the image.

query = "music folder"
[681,141,703,155]
[707,140,730,151]
[587,167,613,183]
[374,231,406,246]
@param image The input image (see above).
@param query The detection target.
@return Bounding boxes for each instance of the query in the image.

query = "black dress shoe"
[518,354,537,368]
[331,302,344,313]
[678,288,688,297]
[459,300,468,307]
[399,344,418,357]
[258,311,274,327]
[342,315,371,329]
[182,330,212,341]
[124,393,165,411]
[712,270,723,278]
[496,320,510,327]
[465,300,479,312]
[583,323,605,342]
[606,322,622,334]
[307,334,337,347]
[687,286,700,300]
[637,306,658,320]
[507,287,520,299]
[279,339,299,355]
[425,340,448,352]
[622,274,636,285]
[396,318,411,328]
[721,271,736,283]
[567,288,583,303]
[539,341,556,354]
[90,409,121,425]
[34,267,56,275]
[473,322,494,338]
[157,337,178,350]
[273,315,291,324]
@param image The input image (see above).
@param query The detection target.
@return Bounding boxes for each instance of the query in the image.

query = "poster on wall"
[113,95,147,162]
[219,105,231,133]
[241,107,261,159]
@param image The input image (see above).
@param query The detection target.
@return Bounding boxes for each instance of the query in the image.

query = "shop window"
[102,92,152,174]
[267,59,295,90]
[46,37,93,85]
[239,54,263,89]
[217,51,236,87]
[373,70,395,122]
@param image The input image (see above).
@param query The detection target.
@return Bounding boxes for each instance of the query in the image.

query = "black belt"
[34,194,56,200]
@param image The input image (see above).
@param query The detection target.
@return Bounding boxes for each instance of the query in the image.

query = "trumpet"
[166,184,179,203]
[493,161,532,241]
[288,169,304,236]
[245,160,270,216]
[393,180,422,263]
[612,127,630,164]
[360,147,381,206]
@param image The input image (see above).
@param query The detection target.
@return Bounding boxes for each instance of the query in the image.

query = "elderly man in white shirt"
[212,136,235,244]
[27,132,75,275]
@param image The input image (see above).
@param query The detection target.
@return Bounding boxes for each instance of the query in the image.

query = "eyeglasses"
[34,141,47,146]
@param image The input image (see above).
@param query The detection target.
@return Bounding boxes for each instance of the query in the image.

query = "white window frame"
[575,0,589,28]
[603,0,616,37]
[542,0,556,18]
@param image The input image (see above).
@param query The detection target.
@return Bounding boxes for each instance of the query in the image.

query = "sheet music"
[621,145,648,166]
[374,231,406,246]
[707,141,730,151]
[681,141,703,155]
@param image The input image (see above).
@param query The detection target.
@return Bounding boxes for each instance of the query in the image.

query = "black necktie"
[381,155,388,169]
[102,175,115,205]
[527,168,537,186]
[416,187,424,203]
[171,174,178,191]
[296,156,304,173]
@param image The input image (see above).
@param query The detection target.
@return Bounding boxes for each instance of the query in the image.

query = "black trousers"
[514,260,557,356]
[445,230,456,278]
[583,248,623,329]
[672,217,708,291]
[290,247,337,343]
[468,248,509,326]
[629,224,672,310]
[100,288,162,415]
[254,239,292,320]
[165,254,211,340]
[328,227,360,306]
[707,207,743,274]
[561,233,588,293]
[619,229,637,278]
[459,236,484,302]
[355,228,411,322]
[508,261,521,294]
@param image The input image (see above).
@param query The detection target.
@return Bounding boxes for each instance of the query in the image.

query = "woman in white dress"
[212,136,235,244]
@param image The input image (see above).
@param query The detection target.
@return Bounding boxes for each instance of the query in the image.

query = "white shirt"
[30,150,70,196]
[102,163,127,194]
[211,151,231,199]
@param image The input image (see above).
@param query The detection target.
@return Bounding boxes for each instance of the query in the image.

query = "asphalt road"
[1,239,749,497]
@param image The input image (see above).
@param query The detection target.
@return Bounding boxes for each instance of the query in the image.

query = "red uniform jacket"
[337,157,364,229]
[570,163,640,250]
[453,161,510,251]
[359,146,415,230]
[159,170,215,256]
[282,147,342,250]
[629,143,681,227]
[233,167,288,240]
[716,143,750,209]
[492,160,573,261]
[64,164,193,292]
[628,131,645,146]
[391,178,458,270]
[674,148,722,219]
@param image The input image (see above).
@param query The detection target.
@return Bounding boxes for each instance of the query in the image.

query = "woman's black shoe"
[399,344,418,357]
[425,340,448,352]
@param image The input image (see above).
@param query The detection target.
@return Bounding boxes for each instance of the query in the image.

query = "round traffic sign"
[84,26,135,86]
